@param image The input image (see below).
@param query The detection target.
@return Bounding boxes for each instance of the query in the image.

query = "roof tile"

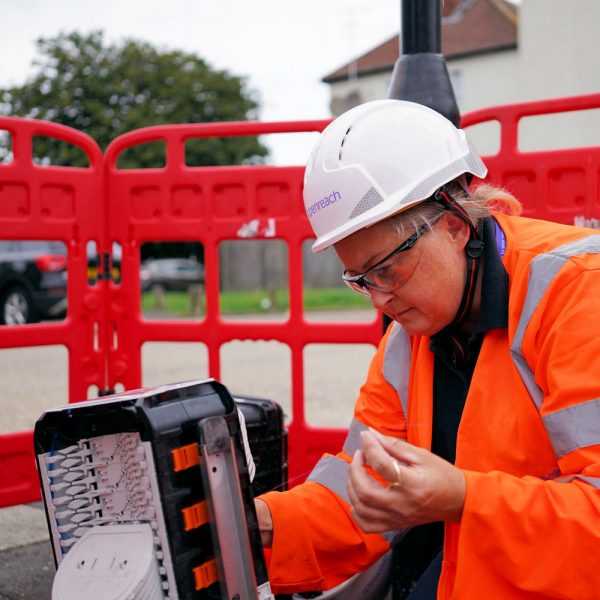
[323,0,517,82]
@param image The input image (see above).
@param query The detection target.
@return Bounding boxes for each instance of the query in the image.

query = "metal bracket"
[198,416,259,600]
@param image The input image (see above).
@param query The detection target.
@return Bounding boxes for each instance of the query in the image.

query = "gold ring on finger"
[390,459,402,488]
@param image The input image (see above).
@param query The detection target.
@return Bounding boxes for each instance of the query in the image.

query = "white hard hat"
[303,99,487,252]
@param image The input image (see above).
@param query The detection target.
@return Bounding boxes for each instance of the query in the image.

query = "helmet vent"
[349,187,384,218]
[338,126,353,161]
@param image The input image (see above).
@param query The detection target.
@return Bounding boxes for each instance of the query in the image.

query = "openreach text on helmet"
[307,190,341,219]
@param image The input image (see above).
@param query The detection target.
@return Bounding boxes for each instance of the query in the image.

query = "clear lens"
[364,244,423,291]
[342,240,424,296]
[341,217,439,296]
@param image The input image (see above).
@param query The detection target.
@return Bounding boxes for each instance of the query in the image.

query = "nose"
[368,287,395,310]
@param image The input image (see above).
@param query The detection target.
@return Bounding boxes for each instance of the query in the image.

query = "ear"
[439,212,471,251]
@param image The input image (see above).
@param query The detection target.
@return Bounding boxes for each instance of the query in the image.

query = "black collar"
[473,217,509,334]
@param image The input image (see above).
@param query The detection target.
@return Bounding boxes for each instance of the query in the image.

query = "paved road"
[0,309,379,598]
[0,309,377,434]
[0,504,54,600]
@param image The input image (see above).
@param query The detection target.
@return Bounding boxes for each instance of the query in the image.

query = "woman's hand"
[255,498,274,547]
[347,430,466,533]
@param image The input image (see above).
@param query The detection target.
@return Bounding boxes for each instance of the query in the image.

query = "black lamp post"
[388,0,460,126]
[384,0,460,332]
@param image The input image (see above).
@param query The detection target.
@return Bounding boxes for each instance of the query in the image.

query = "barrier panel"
[103,120,383,487]
[463,93,600,224]
[0,118,105,506]
[1,92,599,507]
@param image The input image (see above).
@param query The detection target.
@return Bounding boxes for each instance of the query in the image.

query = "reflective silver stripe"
[510,235,600,410]
[382,322,411,418]
[307,455,351,503]
[554,475,600,490]
[343,418,369,455]
[509,348,544,410]
[543,398,600,457]
[308,456,406,545]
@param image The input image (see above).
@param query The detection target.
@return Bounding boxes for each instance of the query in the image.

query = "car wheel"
[0,286,35,325]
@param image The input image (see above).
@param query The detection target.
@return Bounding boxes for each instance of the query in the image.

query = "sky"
[0,0,402,165]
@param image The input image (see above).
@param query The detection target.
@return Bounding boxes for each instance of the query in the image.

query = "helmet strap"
[434,188,484,330]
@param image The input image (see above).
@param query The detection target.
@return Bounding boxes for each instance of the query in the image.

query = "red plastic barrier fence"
[102,120,383,488]
[0,118,105,506]
[462,93,600,223]
[1,93,599,507]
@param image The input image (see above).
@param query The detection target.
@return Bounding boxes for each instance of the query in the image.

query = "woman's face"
[334,213,470,336]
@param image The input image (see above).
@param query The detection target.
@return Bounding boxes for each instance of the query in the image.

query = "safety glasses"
[341,217,441,296]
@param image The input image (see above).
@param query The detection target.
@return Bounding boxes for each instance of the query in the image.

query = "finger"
[349,449,388,497]
[370,430,420,464]
[362,432,427,494]
[360,431,405,485]
[349,450,386,492]
[347,474,393,514]
[347,485,389,524]
[350,508,391,534]
[348,479,402,528]
[351,448,365,468]
[349,450,400,524]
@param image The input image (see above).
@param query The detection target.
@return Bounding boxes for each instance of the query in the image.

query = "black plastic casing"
[34,379,282,600]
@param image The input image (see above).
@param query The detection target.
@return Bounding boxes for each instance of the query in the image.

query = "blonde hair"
[386,181,521,237]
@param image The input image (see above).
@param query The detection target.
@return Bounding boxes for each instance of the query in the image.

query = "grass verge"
[142,287,371,316]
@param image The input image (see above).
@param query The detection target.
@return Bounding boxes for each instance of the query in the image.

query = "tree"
[0,31,268,167]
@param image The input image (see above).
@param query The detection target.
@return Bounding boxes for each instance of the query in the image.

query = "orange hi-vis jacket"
[261,212,600,598]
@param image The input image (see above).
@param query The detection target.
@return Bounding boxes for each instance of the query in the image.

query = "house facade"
[230,0,600,293]
[323,0,600,154]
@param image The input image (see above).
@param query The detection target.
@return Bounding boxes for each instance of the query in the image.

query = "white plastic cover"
[52,524,164,600]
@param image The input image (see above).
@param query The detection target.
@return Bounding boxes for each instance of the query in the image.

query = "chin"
[401,324,437,337]
[389,312,443,337]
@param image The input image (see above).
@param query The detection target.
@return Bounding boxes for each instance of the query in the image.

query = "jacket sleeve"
[260,324,408,595]
[457,264,600,599]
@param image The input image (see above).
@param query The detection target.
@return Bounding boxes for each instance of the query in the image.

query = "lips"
[392,307,413,320]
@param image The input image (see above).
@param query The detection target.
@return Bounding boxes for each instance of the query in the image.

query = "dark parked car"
[0,240,67,325]
[140,258,204,292]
